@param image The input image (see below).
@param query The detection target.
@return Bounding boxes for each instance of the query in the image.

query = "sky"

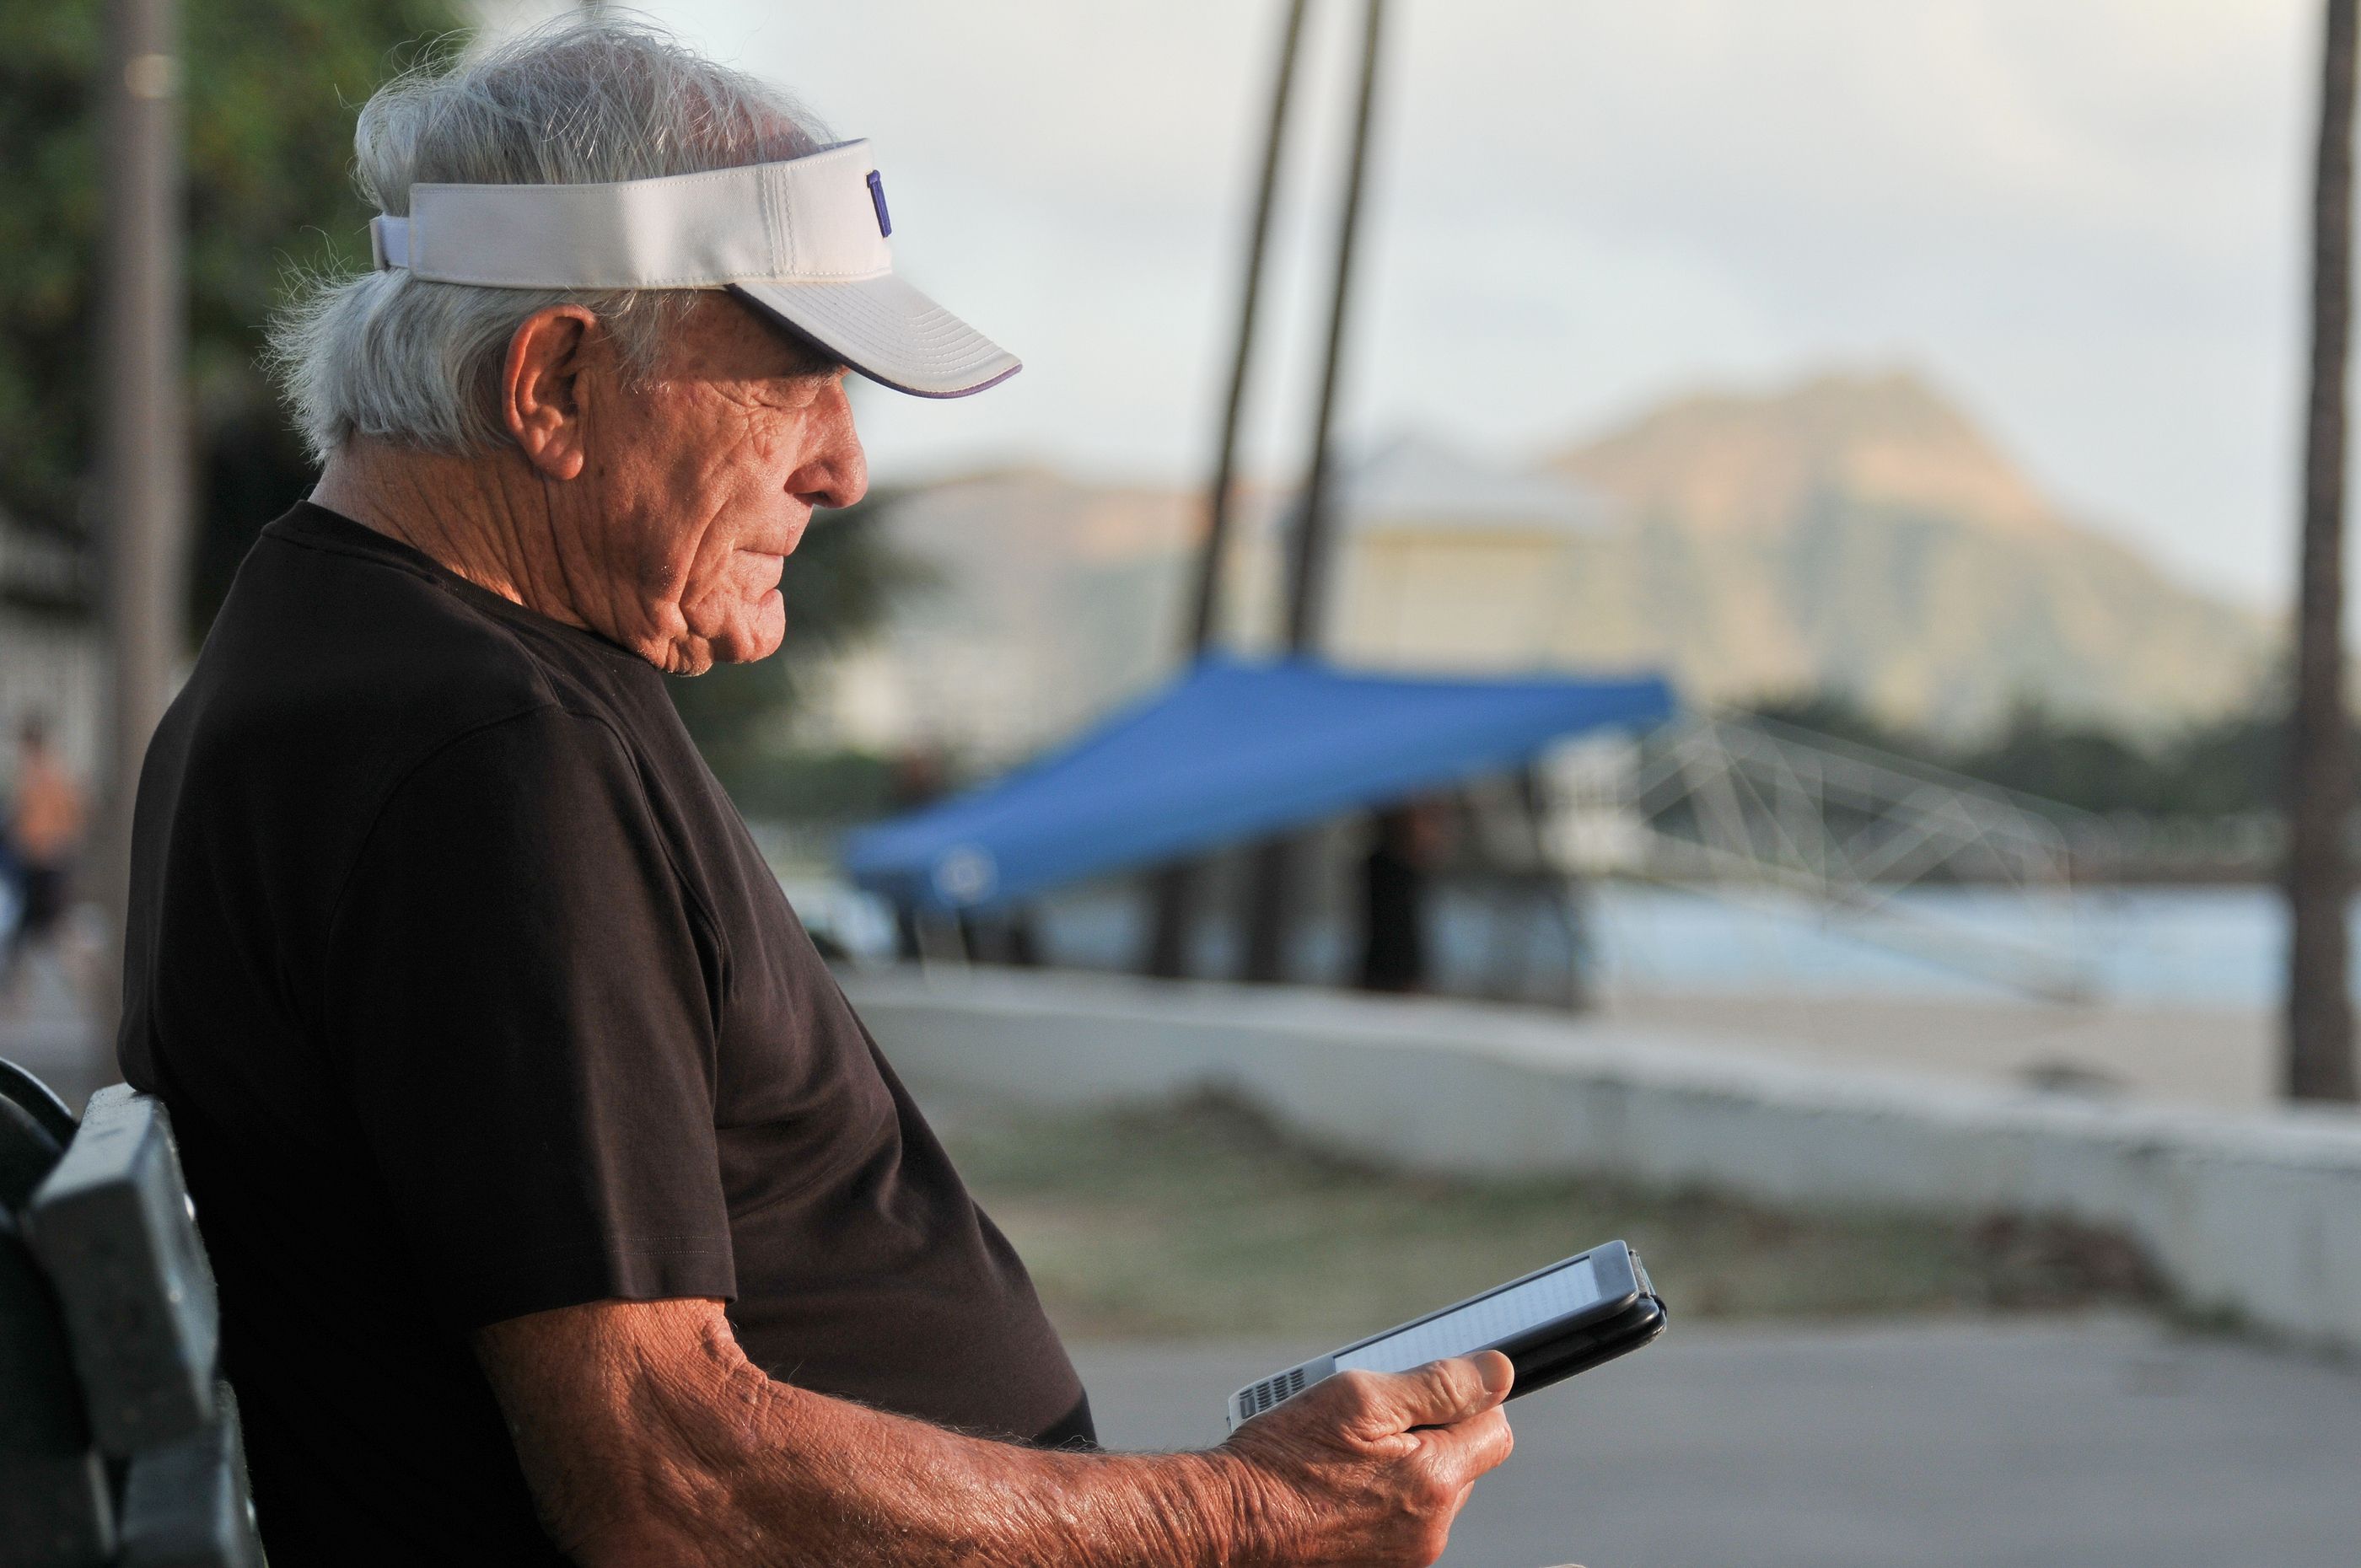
[490,0,2317,611]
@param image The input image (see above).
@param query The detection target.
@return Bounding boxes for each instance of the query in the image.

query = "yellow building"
[1227,435,1619,674]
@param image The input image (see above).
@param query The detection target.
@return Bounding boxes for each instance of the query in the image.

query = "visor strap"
[370,214,410,271]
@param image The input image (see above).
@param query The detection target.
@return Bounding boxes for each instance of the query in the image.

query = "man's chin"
[709,603,788,666]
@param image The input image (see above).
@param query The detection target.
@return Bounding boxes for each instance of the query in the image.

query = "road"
[1071,1316,2361,1568]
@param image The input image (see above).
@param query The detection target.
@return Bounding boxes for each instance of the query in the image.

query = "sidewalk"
[0,949,110,1110]
[1610,989,2274,1111]
[1073,1316,2361,1568]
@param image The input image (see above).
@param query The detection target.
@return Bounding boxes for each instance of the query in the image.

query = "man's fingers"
[1368,1352,1514,1431]
[1424,1404,1514,1483]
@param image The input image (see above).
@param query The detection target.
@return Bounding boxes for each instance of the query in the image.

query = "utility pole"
[93,0,191,1057]
[1240,0,1387,984]
[2287,0,2361,1103]
[1143,0,1310,980]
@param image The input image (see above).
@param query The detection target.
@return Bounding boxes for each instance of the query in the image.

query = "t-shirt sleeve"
[322,705,735,1332]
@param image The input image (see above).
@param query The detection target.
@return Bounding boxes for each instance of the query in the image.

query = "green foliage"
[667,487,930,794]
[2,0,917,753]
[1970,713,2164,814]
[1746,690,2291,819]
[944,1090,2164,1340]
[0,0,458,609]
[1743,692,1922,758]
[710,749,900,825]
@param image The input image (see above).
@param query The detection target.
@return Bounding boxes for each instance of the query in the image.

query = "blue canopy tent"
[843,657,1675,915]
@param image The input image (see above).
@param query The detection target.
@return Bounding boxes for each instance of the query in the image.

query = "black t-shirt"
[119,503,1087,1565]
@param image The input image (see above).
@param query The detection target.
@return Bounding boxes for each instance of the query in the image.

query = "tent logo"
[932,845,998,906]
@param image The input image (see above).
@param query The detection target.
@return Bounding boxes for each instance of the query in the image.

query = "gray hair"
[267,14,830,463]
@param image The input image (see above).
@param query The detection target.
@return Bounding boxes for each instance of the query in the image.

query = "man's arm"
[475,1297,1514,1568]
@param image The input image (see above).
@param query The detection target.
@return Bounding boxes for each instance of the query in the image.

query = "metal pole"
[1241,0,1387,984]
[1279,0,1385,655]
[1184,0,1310,656]
[94,0,190,1056]
[1143,0,1311,980]
[2286,0,2361,1102]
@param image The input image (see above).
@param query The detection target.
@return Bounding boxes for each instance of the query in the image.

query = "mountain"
[1541,370,2274,731]
[1559,371,2055,540]
[810,370,2277,762]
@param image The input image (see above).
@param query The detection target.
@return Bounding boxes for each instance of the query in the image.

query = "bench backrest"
[0,1061,262,1568]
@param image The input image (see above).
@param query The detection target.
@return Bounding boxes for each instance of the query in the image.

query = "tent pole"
[1144,0,1311,980]
[1243,0,1388,984]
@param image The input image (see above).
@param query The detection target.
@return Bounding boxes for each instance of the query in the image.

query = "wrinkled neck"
[310,438,594,633]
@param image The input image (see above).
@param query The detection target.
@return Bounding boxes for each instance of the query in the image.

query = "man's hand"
[1218,1353,1516,1568]
[474,1297,1515,1567]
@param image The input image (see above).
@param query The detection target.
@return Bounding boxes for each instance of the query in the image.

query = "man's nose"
[796,382,869,511]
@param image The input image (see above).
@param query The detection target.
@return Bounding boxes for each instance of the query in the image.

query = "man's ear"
[502,305,600,481]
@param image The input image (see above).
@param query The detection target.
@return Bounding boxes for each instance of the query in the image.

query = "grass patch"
[939,1090,2164,1342]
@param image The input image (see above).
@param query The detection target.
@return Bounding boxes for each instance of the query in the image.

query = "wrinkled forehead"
[645,293,847,383]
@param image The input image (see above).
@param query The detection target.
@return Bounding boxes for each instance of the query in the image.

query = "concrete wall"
[844,967,2361,1352]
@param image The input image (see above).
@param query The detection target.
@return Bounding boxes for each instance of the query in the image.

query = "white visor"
[368,140,1019,398]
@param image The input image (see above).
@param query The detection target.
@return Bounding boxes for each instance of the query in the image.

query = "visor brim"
[730,276,1020,399]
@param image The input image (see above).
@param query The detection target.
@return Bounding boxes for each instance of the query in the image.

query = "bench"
[0,1058,263,1568]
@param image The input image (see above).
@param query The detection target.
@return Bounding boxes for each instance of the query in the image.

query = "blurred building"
[809,470,1196,767]
[808,439,1617,770]
[1224,433,1620,672]
[805,370,2275,776]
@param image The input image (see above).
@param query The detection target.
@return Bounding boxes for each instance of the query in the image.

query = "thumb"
[1382,1351,1514,1429]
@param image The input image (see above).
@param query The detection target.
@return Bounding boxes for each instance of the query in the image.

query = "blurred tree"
[1963,704,2167,817]
[4,2,918,779]
[1742,689,2313,823]
[1743,692,1931,761]
[2165,711,2287,820]
[0,0,460,635]
[666,486,928,800]
[2286,0,2359,1102]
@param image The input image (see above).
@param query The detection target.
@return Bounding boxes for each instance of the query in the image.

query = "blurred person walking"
[3,714,86,1004]
[1358,797,1449,994]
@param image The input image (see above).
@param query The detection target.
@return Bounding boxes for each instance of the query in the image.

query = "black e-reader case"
[1226,1239,1667,1430]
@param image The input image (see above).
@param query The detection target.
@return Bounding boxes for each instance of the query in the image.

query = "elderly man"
[119,18,1514,1568]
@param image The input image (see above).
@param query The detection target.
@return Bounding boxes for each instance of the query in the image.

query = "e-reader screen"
[1332,1254,1605,1373]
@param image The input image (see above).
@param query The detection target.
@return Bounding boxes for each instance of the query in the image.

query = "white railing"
[1546,715,2117,1001]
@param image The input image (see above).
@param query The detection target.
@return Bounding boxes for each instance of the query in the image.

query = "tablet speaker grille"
[1243,1366,1309,1418]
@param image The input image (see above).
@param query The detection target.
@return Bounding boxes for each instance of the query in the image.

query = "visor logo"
[867,169,892,238]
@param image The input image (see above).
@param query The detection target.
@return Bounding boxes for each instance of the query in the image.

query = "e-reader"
[1226,1239,1666,1429]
